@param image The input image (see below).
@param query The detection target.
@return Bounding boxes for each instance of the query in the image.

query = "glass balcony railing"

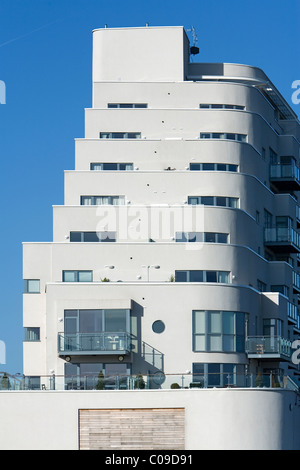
[58,332,132,355]
[264,226,300,252]
[270,163,300,190]
[1,372,298,392]
[245,336,292,359]
[270,163,300,180]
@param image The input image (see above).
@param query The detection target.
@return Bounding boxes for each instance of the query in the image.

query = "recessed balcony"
[270,163,300,192]
[264,226,300,253]
[245,336,292,361]
[58,332,132,356]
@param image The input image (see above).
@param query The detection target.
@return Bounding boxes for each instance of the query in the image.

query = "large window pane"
[84,232,100,242]
[24,327,40,341]
[209,312,221,333]
[205,233,216,243]
[24,279,40,293]
[194,335,206,351]
[175,271,188,282]
[223,312,235,334]
[218,271,230,283]
[104,309,127,332]
[216,197,226,206]
[70,232,83,242]
[65,316,77,334]
[79,310,102,333]
[208,364,221,386]
[201,196,214,205]
[102,163,117,170]
[188,197,200,205]
[194,311,205,333]
[203,163,214,171]
[81,196,92,205]
[78,271,93,282]
[223,335,235,351]
[206,271,217,282]
[190,271,203,282]
[208,335,222,351]
[63,271,76,282]
[236,314,245,335]
[217,233,228,243]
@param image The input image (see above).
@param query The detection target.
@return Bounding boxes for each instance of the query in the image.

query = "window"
[271,285,289,297]
[257,280,267,292]
[200,132,247,142]
[62,271,93,282]
[192,363,246,388]
[64,309,130,334]
[188,196,239,208]
[175,232,228,243]
[65,362,131,390]
[24,327,40,342]
[108,103,147,108]
[24,279,40,293]
[263,318,283,337]
[80,196,125,206]
[70,232,116,242]
[175,270,230,283]
[152,321,165,334]
[100,132,141,139]
[199,104,244,110]
[190,163,238,172]
[269,147,278,164]
[90,163,133,171]
[192,311,245,353]
[264,209,273,228]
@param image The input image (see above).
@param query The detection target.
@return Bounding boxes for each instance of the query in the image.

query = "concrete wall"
[0,389,299,450]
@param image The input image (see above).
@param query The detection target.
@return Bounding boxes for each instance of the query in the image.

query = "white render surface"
[0,388,299,450]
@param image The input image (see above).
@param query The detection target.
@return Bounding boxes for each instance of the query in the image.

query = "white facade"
[1,388,300,450]
[22,26,300,397]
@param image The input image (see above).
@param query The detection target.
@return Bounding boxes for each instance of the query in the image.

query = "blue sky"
[0,0,299,374]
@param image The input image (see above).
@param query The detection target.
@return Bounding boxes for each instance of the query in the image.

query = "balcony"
[58,332,132,356]
[270,163,300,192]
[245,336,292,361]
[264,226,300,253]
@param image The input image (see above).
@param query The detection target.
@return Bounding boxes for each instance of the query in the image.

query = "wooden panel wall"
[79,408,185,450]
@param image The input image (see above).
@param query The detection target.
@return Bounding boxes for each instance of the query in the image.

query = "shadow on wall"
[130,301,165,387]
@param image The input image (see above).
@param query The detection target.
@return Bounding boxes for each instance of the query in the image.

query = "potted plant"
[96,370,105,390]
[170,382,180,389]
[134,373,145,389]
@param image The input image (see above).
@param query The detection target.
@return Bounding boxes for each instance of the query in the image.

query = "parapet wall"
[0,388,299,450]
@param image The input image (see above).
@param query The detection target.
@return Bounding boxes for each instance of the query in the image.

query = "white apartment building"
[22,25,300,393]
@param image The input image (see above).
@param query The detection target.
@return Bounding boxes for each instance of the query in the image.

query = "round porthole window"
[152,320,165,334]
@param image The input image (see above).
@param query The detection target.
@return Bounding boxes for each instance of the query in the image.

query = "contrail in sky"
[0,19,61,48]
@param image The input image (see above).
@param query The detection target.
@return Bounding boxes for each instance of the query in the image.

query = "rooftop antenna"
[186,26,199,56]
